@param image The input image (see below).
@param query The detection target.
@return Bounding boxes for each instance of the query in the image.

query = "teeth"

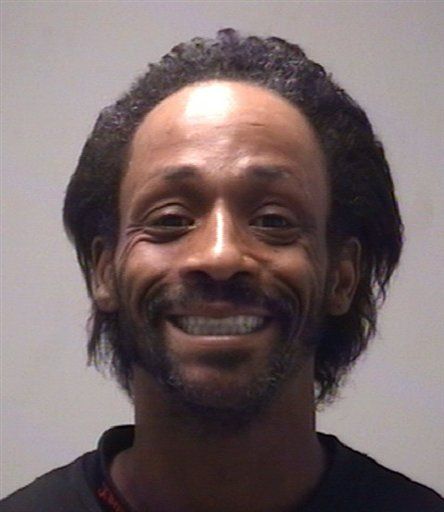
[173,316,265,335]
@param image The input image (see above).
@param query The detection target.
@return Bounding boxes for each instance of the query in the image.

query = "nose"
[179,206,258,282]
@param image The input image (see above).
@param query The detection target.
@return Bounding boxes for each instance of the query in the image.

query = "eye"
[142,205,195,242]
[151,213,194,228]
[250,208,303,245]
[251,214,293,229]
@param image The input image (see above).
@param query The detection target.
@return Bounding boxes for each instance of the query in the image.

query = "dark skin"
[92,82,360,512]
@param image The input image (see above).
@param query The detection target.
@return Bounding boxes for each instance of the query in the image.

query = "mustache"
[144,275,298,323]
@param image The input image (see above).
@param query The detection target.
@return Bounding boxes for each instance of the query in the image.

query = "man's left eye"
[250,214,293,229]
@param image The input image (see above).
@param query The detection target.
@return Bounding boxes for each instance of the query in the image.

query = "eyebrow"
[163,166,198,182]
[248,165,292,182]
[162,165,292,182]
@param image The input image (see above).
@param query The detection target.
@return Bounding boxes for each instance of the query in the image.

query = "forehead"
[131,81,323,162]
[122,81,328,215]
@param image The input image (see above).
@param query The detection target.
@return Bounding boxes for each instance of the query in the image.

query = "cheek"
[266,245,328,310]
[115,239,182,312]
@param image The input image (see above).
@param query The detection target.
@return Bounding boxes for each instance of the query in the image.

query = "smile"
[170,315,267,336]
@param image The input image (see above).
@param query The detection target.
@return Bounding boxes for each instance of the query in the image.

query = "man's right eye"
[141,210,195,242]
[151,214,194,228]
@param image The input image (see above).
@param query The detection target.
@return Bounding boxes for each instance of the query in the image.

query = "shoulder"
[318,434,444,512]
[356,453,444,511]
[0,452,100,512]
[0,425,134,512]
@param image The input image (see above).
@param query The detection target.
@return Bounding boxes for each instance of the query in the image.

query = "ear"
[90,237,118,313]
[326,238,361,316]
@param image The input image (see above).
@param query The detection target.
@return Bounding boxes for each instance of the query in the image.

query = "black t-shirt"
[2,425,443,511]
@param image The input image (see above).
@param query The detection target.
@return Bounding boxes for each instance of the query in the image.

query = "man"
[2,29,442,511]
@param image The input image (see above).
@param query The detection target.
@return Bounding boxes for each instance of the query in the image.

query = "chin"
[158,348,302,429]
[165,380,277,433]
[171,368,269,409]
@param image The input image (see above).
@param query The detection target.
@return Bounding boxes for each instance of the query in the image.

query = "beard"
[115,274,324,432]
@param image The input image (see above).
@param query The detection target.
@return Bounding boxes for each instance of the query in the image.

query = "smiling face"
[92,81,358,418]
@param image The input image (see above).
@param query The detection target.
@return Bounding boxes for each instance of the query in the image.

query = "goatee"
[117,274,323,432]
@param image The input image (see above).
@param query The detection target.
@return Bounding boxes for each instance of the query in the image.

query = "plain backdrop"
[1,0,443,498]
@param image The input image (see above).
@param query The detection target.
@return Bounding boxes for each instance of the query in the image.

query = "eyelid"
[253,201,292,212]
[251,214,294,228]
[150,215,194,229]
[254,202,316,228]
[251,203,297,223]
[141,202,190,221]
[139,203,196,237]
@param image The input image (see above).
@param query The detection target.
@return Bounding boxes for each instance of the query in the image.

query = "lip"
[165,301,272,339]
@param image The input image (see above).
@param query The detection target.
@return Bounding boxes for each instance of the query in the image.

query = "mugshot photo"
[2,2,443,510]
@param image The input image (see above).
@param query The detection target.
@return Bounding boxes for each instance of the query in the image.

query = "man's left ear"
[327,238,361,316]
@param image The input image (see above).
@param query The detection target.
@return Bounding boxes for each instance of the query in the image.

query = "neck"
[111,366,325,512]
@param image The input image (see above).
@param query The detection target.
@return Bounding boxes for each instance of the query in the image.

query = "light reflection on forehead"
[184,83,236,122]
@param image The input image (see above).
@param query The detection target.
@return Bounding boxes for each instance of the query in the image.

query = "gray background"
[2,0,443,498]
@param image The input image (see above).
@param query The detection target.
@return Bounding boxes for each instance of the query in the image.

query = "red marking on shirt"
[97,484,128,512]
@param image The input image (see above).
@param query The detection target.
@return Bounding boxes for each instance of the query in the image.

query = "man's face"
[95,81,338,419]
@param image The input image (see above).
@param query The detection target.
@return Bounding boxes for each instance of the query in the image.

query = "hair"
[63,28,403,403]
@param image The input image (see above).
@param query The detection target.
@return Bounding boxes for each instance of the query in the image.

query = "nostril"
[185,269,252,282]
[180,272,260,305]
[184,270,212,282]
[183,267,253,285]
[182,270,251,290]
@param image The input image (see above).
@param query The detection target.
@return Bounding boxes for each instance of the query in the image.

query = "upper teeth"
[173,315,265,335]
